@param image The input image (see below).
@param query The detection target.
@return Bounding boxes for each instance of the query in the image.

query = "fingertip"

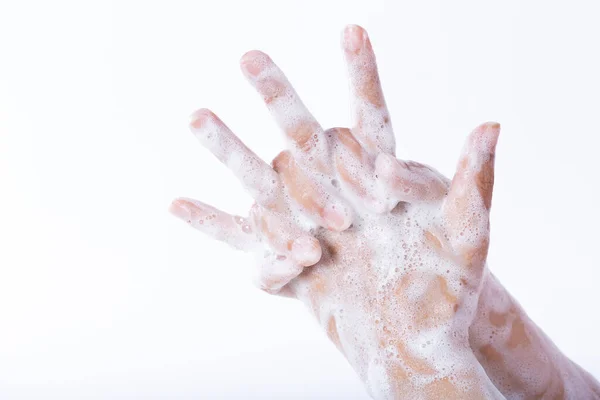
[271,150,292,172]
[486,122,501,150]
[486,121,501,130]
[342,24,367,54]
[169,198,192,221]
[189,108,215,131]
[475,121,501,136]
[472,121,501,154]
[291,236,322,267]
[240,49,271,78]
[322,204,353,232]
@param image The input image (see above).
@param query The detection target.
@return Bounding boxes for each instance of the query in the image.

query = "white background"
[1,0,599,399]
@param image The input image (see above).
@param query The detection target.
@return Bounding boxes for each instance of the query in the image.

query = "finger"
[290,235,323,267]
[240,50,330,170]
[374,153,449,207]
[342,24,395,155]
[253,252,304,295]
[169,197,259,251]
[272,151,353,231]
[249,203,322,267]
[189,109,283,210]
[328,128,386,212]
[442,122,500,264]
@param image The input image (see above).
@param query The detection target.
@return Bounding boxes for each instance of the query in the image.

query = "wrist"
[293,279,503,399]
[469,271,600,398]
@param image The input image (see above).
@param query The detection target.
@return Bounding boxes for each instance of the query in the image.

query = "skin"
[170,25,600,399]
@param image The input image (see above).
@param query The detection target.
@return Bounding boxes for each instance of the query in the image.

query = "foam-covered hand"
[171,25,504,399]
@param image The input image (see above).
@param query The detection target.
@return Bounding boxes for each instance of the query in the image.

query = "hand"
[170,25,504,399]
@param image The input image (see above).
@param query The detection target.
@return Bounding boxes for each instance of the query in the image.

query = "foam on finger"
[374,153,449,207]
[253,250,304,294]
[291,235,323,267]
[327,127,388,213]
[240,50,330,165]
[272,150,353,231]
[169,197,259,251]
[442,122,500,253]
[342,25,395,155]
[189,109,282,210]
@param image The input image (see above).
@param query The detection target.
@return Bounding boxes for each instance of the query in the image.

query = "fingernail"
[169,199,191,221]
[488,124,500,151]
[479,122,501,153]
[344,25,365,54]
[189,108,212,130]
[487,122,501,130]
[240,50,268,78]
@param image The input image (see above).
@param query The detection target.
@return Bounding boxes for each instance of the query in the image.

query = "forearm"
[469,270,600,399]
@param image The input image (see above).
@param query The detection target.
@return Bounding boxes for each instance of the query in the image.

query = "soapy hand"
[170,25,504,399]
